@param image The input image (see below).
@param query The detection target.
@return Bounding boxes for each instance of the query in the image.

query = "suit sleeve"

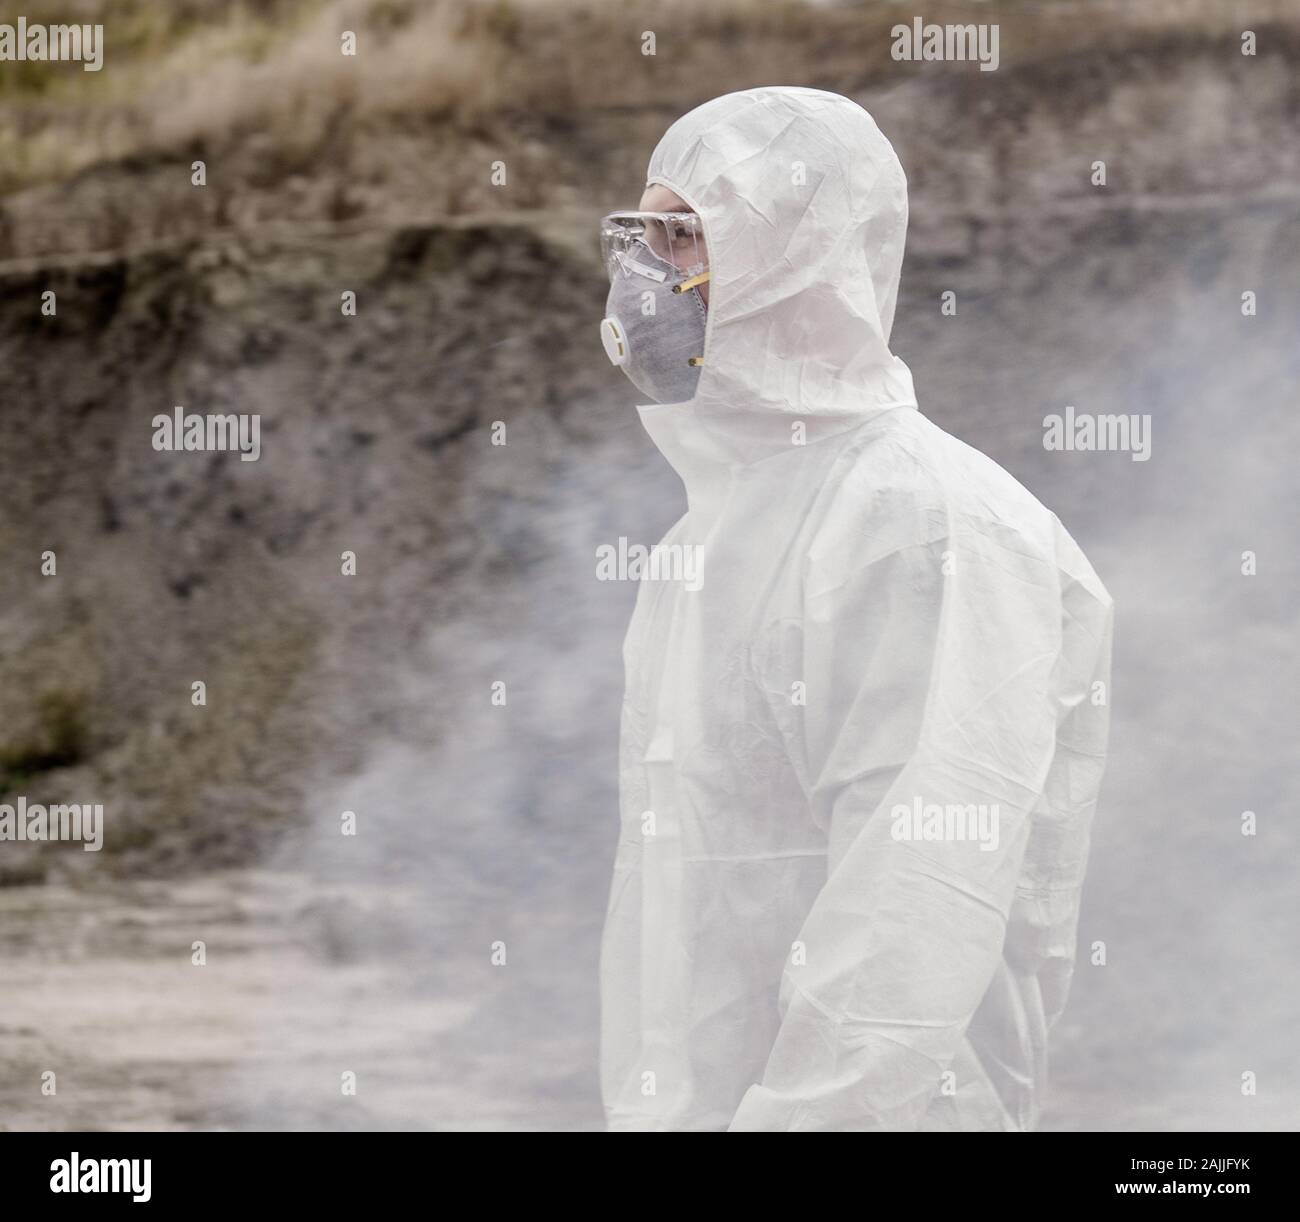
[729,526,1093,1131]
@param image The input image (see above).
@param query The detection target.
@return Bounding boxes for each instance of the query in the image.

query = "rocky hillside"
[2,1,1298,881]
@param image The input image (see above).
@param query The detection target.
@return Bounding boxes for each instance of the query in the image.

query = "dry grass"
[2,0,1295,197]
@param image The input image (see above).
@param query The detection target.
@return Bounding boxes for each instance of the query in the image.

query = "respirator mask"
[599,211,710,404]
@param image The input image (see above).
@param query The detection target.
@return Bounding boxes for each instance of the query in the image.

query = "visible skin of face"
[638,183,709,304]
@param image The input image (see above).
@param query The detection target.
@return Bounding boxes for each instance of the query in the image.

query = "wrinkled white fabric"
[599,87,1114,1132]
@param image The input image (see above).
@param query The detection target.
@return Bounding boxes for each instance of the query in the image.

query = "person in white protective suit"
[596,86,1114,1132]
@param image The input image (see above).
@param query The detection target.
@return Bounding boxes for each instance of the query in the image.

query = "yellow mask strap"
[672,271,711,295]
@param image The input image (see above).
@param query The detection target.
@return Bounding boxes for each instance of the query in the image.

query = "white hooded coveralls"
[599,87,1114,1132]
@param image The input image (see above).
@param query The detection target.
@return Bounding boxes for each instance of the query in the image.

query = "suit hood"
[637,86,918,484]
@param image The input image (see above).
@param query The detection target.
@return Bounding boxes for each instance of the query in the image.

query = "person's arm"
[1006,569,1114,1032]
[730,523,1104,1131]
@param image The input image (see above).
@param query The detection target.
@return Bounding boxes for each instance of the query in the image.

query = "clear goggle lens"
[600,211,707,284]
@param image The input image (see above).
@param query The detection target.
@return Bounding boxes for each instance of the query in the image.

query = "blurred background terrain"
[0,0,1297,1130]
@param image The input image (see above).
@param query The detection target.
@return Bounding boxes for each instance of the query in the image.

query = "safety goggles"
[600,211,710,295]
